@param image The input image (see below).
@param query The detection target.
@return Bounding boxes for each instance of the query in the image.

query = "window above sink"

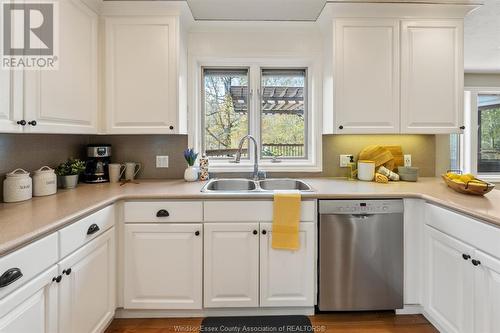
[189,58,322,173]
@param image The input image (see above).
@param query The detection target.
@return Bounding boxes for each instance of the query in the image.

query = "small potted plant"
[55,158,86,189]
[183,148,199,182]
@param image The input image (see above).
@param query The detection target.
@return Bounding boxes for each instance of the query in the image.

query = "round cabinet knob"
[462,254,471,260]
[28,120,37,126]
[17,120,26,126]
[195,231,200,236]
[460,126,465,130]
[252,230,258,235]
[169,125,174,130]
[52,275,62,283]
[472,259,481,266]
[262,230,267,235]
[63,268,72,276]
[338,125,344,130]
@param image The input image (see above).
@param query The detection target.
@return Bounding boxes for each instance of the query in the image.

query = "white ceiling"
[186,0,326,21]
[464,0,500,73]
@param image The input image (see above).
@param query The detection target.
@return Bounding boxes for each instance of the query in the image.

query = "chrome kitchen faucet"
[233,135,266,181]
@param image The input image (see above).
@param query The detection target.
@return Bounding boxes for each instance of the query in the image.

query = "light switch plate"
[156,156,169,168]
[404,154,412,167]
[340,154,353,167]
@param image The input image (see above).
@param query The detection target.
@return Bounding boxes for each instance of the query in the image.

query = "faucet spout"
[234,135,265,180]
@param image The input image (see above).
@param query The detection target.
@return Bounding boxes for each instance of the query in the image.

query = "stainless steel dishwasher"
[318,199,404,311]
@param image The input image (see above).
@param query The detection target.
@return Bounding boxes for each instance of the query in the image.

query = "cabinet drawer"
[425,203,500,259]
[59,205,115,259]
[203,200,316,222]
[0,233,58,299]
[124,201,203,223]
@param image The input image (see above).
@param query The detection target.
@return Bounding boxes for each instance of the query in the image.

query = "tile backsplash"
[0,133,436,200]
[0,134,187,201]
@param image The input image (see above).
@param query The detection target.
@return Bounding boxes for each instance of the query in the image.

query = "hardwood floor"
[105,312,438,333]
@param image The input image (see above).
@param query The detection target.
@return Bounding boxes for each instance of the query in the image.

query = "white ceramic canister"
[33,166,57,197]
[357,160,376,181]
[3,169,32,203]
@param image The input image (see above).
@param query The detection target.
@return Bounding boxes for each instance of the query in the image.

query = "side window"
[202,68,249,159]
[260,69,307,159]
[477,93,500,173]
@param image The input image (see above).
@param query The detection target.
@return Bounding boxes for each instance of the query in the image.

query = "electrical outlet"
[404,154,412,167]
[156,156,169,168]
[340,154,353,167]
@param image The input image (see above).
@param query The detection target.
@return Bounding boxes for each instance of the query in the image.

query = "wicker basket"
[442,175,495,196]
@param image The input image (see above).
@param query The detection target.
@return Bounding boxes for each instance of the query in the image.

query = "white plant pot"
[184,166,198,182]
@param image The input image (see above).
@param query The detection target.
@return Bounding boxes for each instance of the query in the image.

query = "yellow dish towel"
[272,190,301,250]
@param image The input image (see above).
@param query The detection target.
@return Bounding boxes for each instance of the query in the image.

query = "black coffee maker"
[84,144,111,183]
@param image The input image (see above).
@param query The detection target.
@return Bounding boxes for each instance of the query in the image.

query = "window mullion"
[249,65,261,161]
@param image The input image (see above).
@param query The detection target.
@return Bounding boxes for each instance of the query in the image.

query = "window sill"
[478,174,500,183]
[207,161,322,173]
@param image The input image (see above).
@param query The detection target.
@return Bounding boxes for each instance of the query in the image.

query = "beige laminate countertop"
[0,177,499,256]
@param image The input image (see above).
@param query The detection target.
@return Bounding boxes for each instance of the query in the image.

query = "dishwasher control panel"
[319,199,404,214]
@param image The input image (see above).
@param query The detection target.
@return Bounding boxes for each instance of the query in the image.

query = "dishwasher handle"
[349,214,375,219]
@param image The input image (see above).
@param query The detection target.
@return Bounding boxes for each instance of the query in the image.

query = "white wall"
[187,21,324,171]
[188,21,323,58]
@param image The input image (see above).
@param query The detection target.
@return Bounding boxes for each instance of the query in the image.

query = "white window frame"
[463,87,500,182]
[188,56,322,172]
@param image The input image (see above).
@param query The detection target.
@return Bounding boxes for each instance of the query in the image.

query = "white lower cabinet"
[204,223,260,308]
[260,222,315,307]
[124,224,203,309]
[0,265,58,333]
[424,203,500,333]
[473,250,500,333]
[58,228,115,333]
[424,225,474,333]
[203,222,316,309]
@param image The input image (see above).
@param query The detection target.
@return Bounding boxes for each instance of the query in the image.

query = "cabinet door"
[104,16,178,134]
[334,19,400,134]
[204,223,259,308]
[473,250,500,333]
[0,70,23,133]
[401,20,464,134]
[124,224,203,309]
[260,222,315,307]
[24,0,98,134]
[58,228,115,333]
[0,265,58,333]
[424,226,474,333]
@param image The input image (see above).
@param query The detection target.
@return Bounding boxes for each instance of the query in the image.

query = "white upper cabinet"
[334,19,400,134]
[401,20,464,134]
[104,16,179,134]
[0,71,23,133]
[322,7,468,135]
[23,0,98,134]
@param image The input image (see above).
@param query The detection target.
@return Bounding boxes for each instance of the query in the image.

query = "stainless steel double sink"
[201,178,313,193]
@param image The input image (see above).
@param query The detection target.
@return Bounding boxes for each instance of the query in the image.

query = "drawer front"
[59,205,115,259]
[204,200,316,222]
[124,201,203,223]
[0,233,58,299]
[425,203,500,259]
